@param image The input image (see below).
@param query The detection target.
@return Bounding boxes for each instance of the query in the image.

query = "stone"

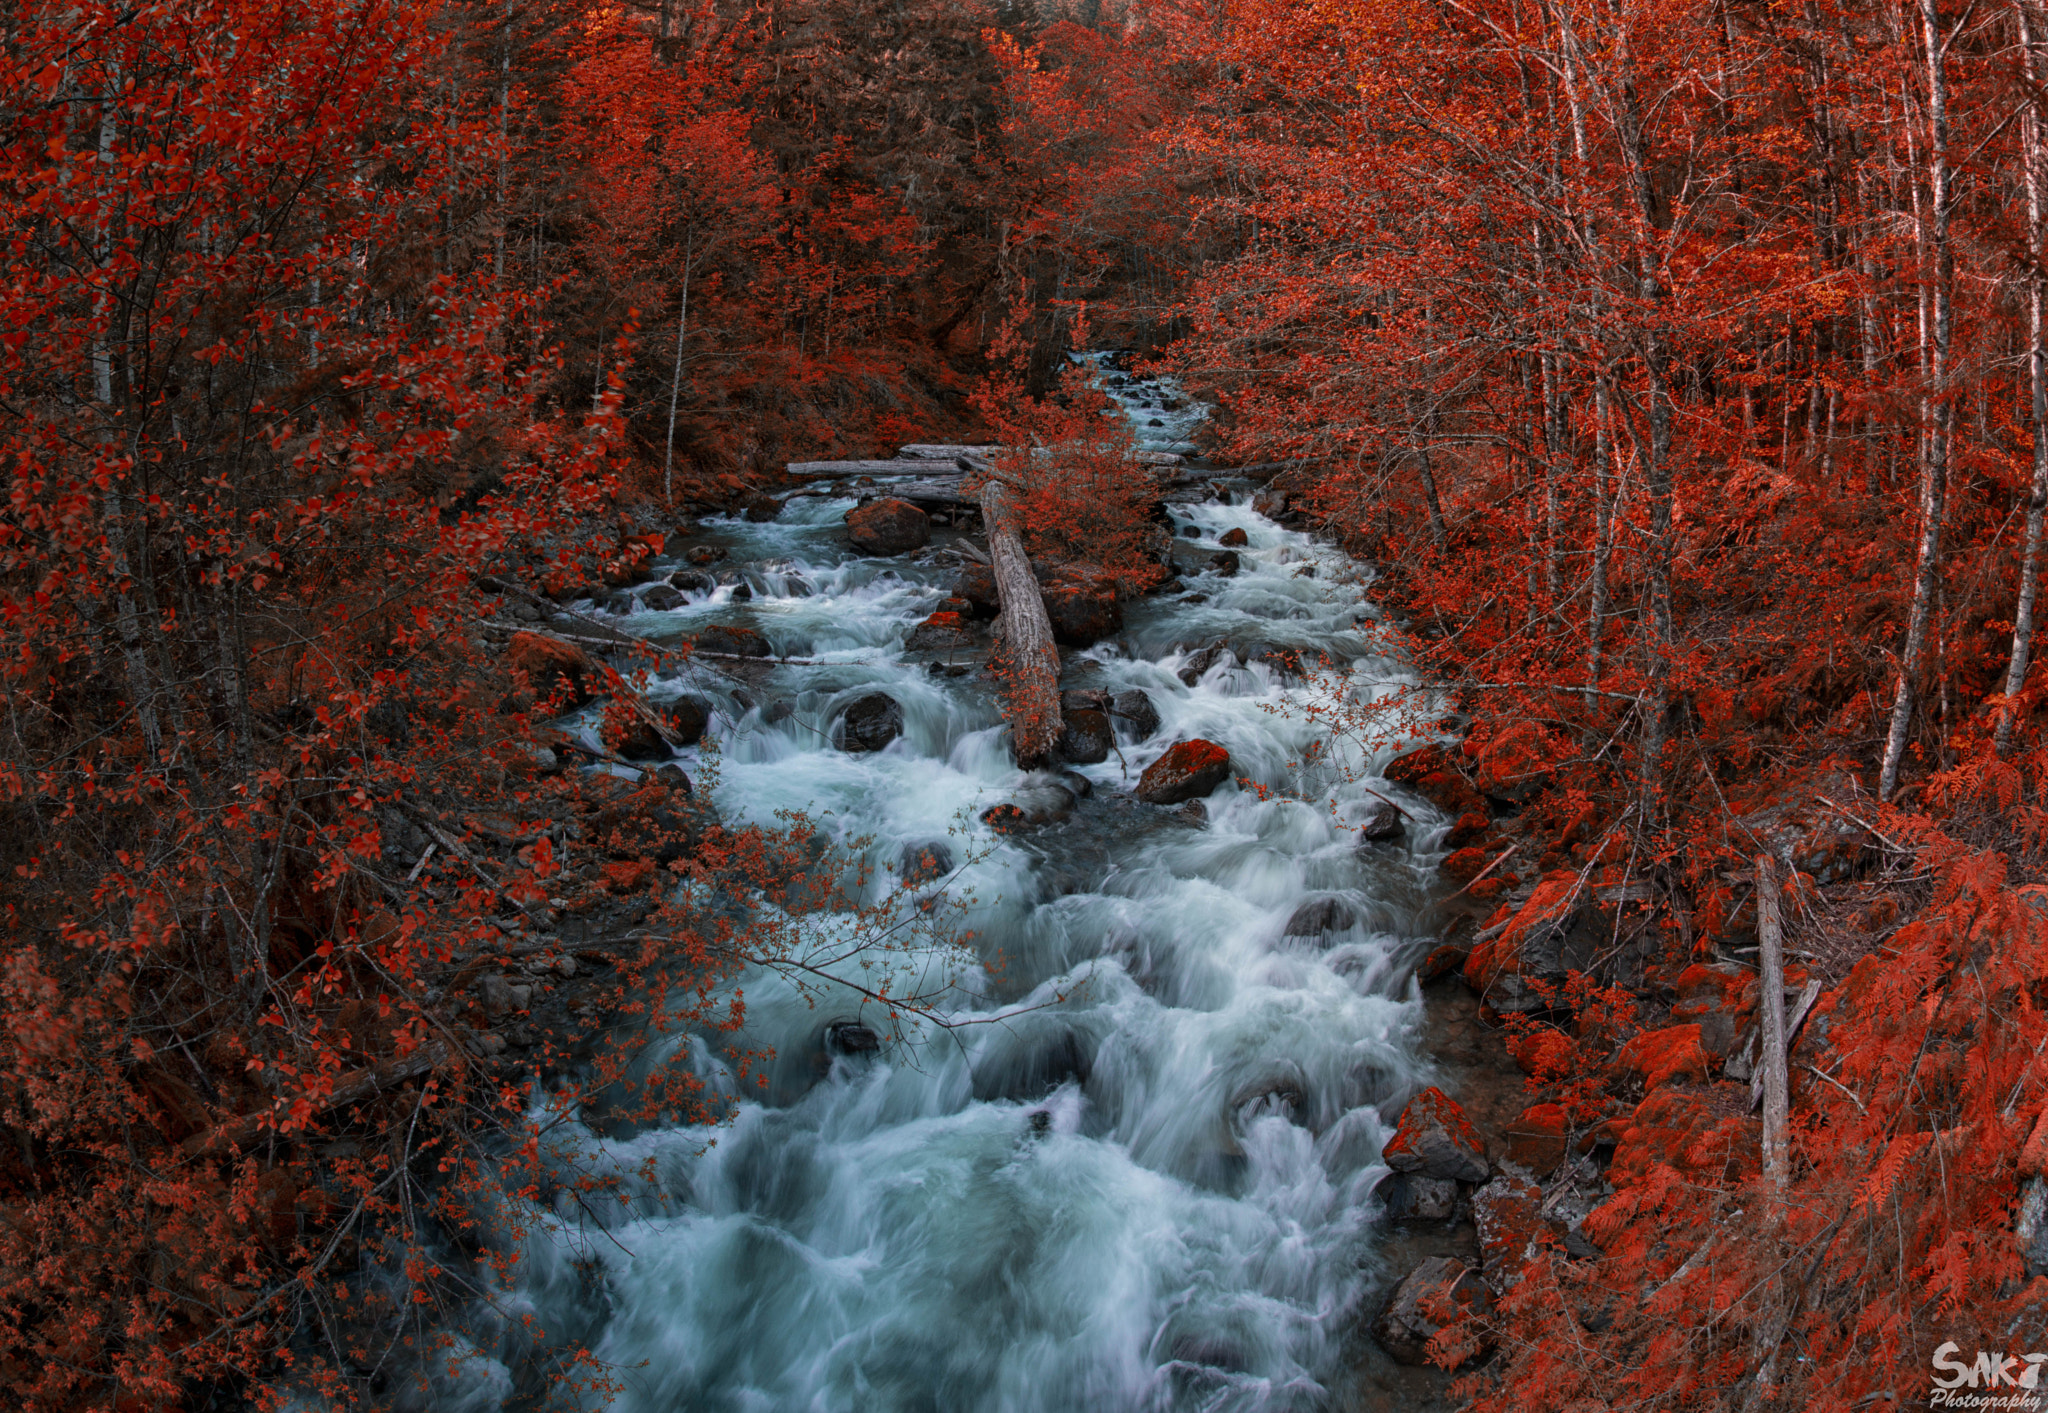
[1057,709,1114,765]
[1040,578,1123,646]
[1136,739,1232,804]
[1668,962,1753,1059]
[669,569,716,594]
[1472,1167,1544,1286]
[1357,800,1405,843]
[846,497,931,555]
[1445,811,1491,849]
[652,764,692,795]
[952,563,1001,619]
[1176,643,1232,686]
[905,610,977,652]
[899,840,955,884]
[1252,490,1287,518]
[1208,551,1240,577]
[1218,526,1249,547]
[639,583,685,612]
[505,632,595,708]
[837,693,903,752]
[665,696,711,746]
[1175,800,1208,826]
[686,544,726,566]
[1382,1086,1489,1183]
[611,713,672,762]
[1379,1172,1461,1222]
[1110,689,1161,739]
[1055,769,1094,798]
[824,1020,882,1056]
[743,492,781,522]
[1371,1257,1491,1367]
[1181,524,1201,538]
[1504,1103,1570,1177]
[1383,744,1486,816]
[1283,896,1358,941]
[728,581,753,603]
[693,624,770,658]
[476,973,532,1022]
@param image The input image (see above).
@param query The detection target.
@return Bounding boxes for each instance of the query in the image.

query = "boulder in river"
[1382,1086,1490,1183]
[666,696,711,746]
[1371,1257,1491,1367]
[1040,577,1123,646]
[898,840,954,884]
[1057,708,1114,765]
[1209,551,1241,577]
[1110,689,1161,739]
[693,624,770,658]
[1181,524,1202,538]
[1357,798,1405,843]
[1282,896,1358,941]
[846,497,931,555]
[1218,527,1249,548]
[837,692,903,752]
[1379,1171,1460,1222]
[952,563,1001,619]
[638,583,685,612]
[669,569,716,594]
[686,544,726,566]
[1136,739,1232,804]
[1176,642,1231,686]
[743,492,781,523]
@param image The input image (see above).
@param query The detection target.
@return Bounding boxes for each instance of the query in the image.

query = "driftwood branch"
[1756,853,1791,1189]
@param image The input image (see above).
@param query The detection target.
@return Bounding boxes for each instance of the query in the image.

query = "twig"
[404,842,437,882]
[1446,844,1519,899]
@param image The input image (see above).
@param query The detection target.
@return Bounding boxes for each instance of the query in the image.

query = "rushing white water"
[423,378,1456,1413]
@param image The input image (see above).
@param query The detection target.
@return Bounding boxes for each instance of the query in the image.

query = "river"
[426,367,1453,1413]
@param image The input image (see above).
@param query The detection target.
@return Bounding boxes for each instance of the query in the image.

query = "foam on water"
[419,386,1453,1413]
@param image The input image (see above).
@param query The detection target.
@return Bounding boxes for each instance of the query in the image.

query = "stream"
[430,368,1455,1413]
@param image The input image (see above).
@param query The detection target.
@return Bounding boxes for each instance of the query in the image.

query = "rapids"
[425,370,1456,1413]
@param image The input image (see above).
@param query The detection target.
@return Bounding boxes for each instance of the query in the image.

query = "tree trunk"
[979,482,1063,766]
[2002,0,2048,756]
[1756,852,1791,1189]
[1881,0,1953,799]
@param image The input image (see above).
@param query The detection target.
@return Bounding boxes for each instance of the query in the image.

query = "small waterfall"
[425,372,1450,1413]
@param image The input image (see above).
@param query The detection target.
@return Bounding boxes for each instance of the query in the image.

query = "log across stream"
[422,372,1462,1413]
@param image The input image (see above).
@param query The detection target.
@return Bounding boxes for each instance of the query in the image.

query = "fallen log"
[899,443,1000,460]
[880,477,977,507]
[979,481,1062,766]
[786,459,936,478]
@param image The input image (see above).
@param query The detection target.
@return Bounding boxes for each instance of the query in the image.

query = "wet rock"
[1040,577,1123,646]
[693,624,770,658]
[1371,1257,1491,1367]
[981,785,1075,830]
[665,696,711,746]
[639,583,685,612]
[1208,551,1241,577]
[824,1019,882,1056]
[1181,524,1202,538]
[905,610,977,652]
[743,492,781,522]
[971,1019,1094,1101]
[652,764,692,796]
[1241,642,1304,682]
[1357,799,1405,843]
[1379,1172,1460,1222]
[952,563,1001,619]
[1382,1086,1489,1183]
[1229,1065,1307,1125]
[1136,739,1233,804]
[836,692,903,752]
[505,632,595,708]
[686,544,726,566]
[1056,769,1094,799]
[761,698,794,725]
[1252,490,1287,519]
[1218,527,1249,548]
[612,712,673,762]
[668,569,716,594]
[1175,800,1208,826]
[1057,708,1114,765]
[1176,642,1232,686]
[1283,896,1358,942]
[728,581,754,603]
[1110,688,1161,739]
[898,840,954,884]
[846,497,931,555]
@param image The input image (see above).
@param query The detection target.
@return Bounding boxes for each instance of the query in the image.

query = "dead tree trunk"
[979,482,1062,766]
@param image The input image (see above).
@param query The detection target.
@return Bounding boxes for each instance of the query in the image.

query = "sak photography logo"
[1930,1343,2048,1409]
